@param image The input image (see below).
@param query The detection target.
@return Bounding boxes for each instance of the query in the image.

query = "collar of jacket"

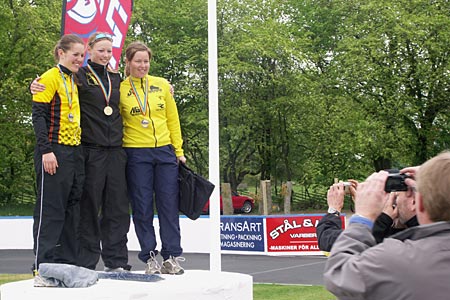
[129,75,149,84]
[405,215,419,228]
[57,64,73,76]
[87,59,108,76]
[391,221,450,241]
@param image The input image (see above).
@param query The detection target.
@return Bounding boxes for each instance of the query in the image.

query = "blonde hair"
[124,41,152,76]
[53,34,84,62]
[416,151,450,222]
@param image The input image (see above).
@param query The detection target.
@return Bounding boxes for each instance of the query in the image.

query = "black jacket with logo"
[77,60,123,147]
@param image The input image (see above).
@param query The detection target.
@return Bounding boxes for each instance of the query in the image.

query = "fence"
[290,186,327,211]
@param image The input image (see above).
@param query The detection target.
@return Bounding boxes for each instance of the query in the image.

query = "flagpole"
[208,0,221,272]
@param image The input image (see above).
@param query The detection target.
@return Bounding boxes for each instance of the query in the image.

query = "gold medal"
[141,119,149,128]
[68,112,74,122]
[104,106,113,116]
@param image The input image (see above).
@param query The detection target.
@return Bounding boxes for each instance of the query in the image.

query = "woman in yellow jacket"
[31,34,85,276]
[120,41,186,275]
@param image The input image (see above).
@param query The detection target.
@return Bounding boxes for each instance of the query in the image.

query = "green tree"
[330,0,450,166]
[0,0,61,205]
[216,0,314,190]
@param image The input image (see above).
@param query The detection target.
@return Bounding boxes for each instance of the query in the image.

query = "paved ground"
[0,250,327,285]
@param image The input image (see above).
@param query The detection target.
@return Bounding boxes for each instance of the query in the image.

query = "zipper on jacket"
[142,78,157,147]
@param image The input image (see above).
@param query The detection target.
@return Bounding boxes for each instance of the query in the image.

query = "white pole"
[208,0,221,272]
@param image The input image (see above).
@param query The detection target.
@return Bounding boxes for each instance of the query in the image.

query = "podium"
[0,270,253,300]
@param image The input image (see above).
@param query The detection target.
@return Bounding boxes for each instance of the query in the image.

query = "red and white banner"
[61,0,133,70]
[266,215,345,253]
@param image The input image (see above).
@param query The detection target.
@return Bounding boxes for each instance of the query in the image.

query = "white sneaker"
[145,252,161,275]
[161,256,185,275]
[33,274,59,287]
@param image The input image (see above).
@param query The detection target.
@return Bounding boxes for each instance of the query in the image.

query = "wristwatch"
[327,207,340,216]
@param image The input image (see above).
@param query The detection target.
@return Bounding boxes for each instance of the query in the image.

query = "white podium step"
[0,270,252,300]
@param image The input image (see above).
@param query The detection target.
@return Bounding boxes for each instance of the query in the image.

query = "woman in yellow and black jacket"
[31,34,85,274]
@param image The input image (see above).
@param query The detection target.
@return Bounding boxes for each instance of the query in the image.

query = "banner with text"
[220,216,265,252]
[265,214,345,253]
[61,0,133,69]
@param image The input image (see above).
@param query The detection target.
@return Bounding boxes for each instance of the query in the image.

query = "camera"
[384,173,411,192]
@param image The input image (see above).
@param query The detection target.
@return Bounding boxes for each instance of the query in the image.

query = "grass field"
[0,274,33,285]
[0,274,336,299]
[254,283,336,300]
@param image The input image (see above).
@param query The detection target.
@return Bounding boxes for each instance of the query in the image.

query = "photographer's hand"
[327,183,345,212]
[400,166,420,179]
[401,165,419,192]
[354,171,389,222]
[347,179,359,201]
[382,192,399,220]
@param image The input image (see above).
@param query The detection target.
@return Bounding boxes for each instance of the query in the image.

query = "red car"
[202,191,255,214]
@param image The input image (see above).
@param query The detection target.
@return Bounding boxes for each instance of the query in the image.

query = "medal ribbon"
[56,64,74,109]
[129,76,148,116]
[87,64,111,105]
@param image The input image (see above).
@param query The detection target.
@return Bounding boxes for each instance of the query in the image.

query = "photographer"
[323,152,450,300]
[316,178,418,251]
[372,187,418,243]
[316,180,356,252]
